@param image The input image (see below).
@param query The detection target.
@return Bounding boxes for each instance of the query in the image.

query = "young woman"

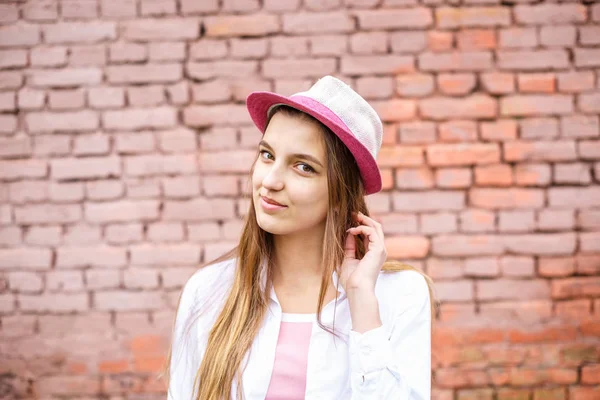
[165,76,436,400]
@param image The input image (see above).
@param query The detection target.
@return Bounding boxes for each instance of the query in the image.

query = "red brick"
[439,120,478,142]
[396,74,434,98]
[480,72,515,94]
[502,95,573,116]
[392,191,465,212]
[505,141,577,162]
[399,121,436,144]
[579,92,600,113]
[518,73,555,93]
[372,99,416,122]
[433,235,503,256]
[355,76,394,100]
[389,31,426,54]
[558,71,595,93]
[475,164,513,187]
[520,118,559,139]
[581,365,600,384]
[108,42,147,63]
[436,168,472,189]
[419,51,492,71]
[499,28,538,48]
[539,256,575,277]
[470,188,544,209]
[533,388,566,400]
[556,299,592,320]
[384,236,430,259]
[438,73,476,96]
[342,55,413,75]
[427,31,453,52]
[457,29,496,50]
[540,25,576,47]
[427,143,500,166]
[395,167,434,189]
[436,7,510,28]
[44,21,116,43]
[481,120,517,141]
[552,277,600,299]
[498,50,569,71]
[207,14,280,37]
[514,4,587,25]
[28,67,102,87]
[103,107,177,130]
[0,23,40,47]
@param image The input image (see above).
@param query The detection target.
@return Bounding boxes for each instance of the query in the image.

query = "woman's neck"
[271,228,325,289]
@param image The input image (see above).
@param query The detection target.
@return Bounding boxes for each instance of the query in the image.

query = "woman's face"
[252,111,329,236]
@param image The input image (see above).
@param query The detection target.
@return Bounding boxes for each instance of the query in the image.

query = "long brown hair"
[161,105,437,399]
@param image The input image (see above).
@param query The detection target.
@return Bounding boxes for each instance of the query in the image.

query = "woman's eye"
[298,164,315,173]
[260,150,273,160]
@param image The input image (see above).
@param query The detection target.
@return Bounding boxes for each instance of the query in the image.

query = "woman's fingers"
[344,230,356,259]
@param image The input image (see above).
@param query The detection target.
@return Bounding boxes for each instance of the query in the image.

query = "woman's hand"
[339,211,387,293]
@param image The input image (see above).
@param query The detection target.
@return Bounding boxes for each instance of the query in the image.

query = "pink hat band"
[246,76,383,195]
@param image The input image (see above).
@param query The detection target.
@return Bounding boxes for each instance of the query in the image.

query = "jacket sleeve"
[167,272,202,400]
[348,272,432,400]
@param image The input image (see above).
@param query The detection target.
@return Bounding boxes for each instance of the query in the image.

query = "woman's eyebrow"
[258,140,324,168]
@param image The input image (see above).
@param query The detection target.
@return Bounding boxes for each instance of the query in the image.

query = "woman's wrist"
[347,287,382,334]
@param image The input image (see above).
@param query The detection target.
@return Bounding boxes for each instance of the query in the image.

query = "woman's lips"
[260,196,287,211]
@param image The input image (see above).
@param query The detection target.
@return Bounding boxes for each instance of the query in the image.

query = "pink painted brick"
[538,209,575,231]
[86,180,125,200]
[62,225,102,245]
[7,271,44,293]
[108,42,147,63]
[419,51,493,71]
[0,24,40,47]
[125,178,161,198]
[124,154,196,176]
[520,118,559,139]
[187,222,221,242]
[0,135,32,158]
[166,81,190,105]
[0,4,19,23]
[230,38,268,59]
[0,227,21,247]
[123,267,159,289]
[141,0,177,15]
[105,223,143,244]
[162,176,201,198]
[342,55,413,75]
[95,290,164,311]
[43,21,116,43]
[0,71,24,90]
[15,204,81,224]
[106,64,182,84]
[357,8,433,29]
[0,248,53,270]
[0,160,47,180]
[73,134,110,156]
[499,210,536,232]
[163,198,235,221]
[50,156,120,180]
[504,233,577,256]
[85,200,159,223]
[56,245,127,268]
[115,132,156,154]
[103,107,177,130]
[157,128,197,153]
[500,256,535,278]
[85,269,120,290]
[129,243,201,266]
[161,267,197,289]
[8,180,48,203]
[420,212,457,234]
[24,226,62,246]
[26,110,99,133]
[554,163,592,185]
[47,270,84,292]
[183,104,249,127]
[88,87,125,109]
[498,50,569,71]
[20,293,89,312]
[100,0,137,17]
[188,60,260,79]
[350,32,388,54]
[203,175,239,196]
[189,40,228,60]
[0,49,27,68]
[310,35,347,56]
[48,89,85,110]
[33,135,71,156]
[264,0,300,12]
[514,4,587,25]
[283,12,354,34]
[181,0,219,14]
[0,92,16,111]
[61,0,98,19]
[18,88,45,110]
[70,44,106,66]
[540,25,576,48]
[49,182,85,203]
[149,41,186,61]
[147,222,185,242]
[29,67,102,87]
[127,85,165,106]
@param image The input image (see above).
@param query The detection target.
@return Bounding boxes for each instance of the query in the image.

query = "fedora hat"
[246,76,384,195]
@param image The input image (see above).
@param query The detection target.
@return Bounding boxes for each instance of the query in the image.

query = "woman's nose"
[262,163,285,191]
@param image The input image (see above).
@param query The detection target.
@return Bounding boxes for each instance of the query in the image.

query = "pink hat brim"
[246,91,382,195]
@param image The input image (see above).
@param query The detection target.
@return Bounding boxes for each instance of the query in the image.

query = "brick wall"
[1,0,599,398]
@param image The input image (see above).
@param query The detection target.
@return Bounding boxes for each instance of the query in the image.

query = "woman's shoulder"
[375,267,431,308]
[180,257,237,309]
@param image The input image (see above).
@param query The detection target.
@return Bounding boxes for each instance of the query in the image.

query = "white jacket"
[168,258,431,400]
